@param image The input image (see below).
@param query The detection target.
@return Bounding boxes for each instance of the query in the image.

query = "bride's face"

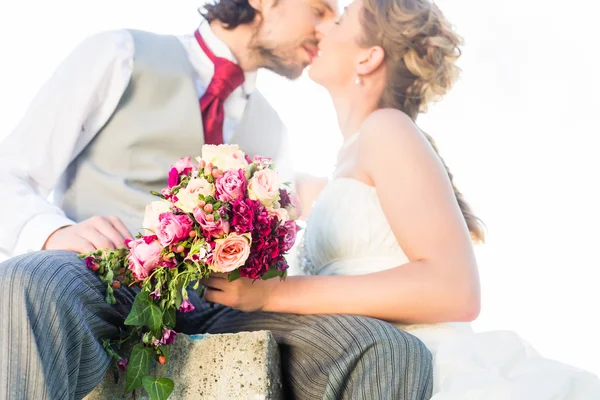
[308,0,364,88]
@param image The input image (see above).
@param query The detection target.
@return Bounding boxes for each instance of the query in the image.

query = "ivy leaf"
[192,280,200,291]
[260,265,282,281]
[125,344,153,393]
[125,291,163,333]
[162,307,177,329]
[227,269,242,282]
[142,377,175,400]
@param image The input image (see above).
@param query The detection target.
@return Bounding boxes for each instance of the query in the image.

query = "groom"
[0,0,433,398]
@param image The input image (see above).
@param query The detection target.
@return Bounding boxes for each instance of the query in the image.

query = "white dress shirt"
[0,22,291,258]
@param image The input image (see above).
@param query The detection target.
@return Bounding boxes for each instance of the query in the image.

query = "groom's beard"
[250,38,318,80]
[254,45,304,79]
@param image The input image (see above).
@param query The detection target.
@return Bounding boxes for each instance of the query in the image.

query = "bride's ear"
[356,46,385,76]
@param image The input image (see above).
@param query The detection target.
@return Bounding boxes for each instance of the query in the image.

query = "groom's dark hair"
[200,0,267,29]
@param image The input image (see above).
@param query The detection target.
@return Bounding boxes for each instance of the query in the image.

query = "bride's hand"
[200,273,278,312]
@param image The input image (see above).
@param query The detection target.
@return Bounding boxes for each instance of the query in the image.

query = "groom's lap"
[0,252,432,398]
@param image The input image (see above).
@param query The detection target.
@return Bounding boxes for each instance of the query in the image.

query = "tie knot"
[206,58,246,101]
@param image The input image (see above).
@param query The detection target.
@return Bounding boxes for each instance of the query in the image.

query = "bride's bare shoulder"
[357,108,432,165]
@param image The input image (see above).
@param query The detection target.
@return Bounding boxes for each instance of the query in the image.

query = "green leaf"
[105,285,116,305]
[227,269,243,282]
[159,344,171,363]
[125,344,153,393]
[261,265,282,281]
[172,279,184,309]
[142,376,175,400]
[125,291,163,333]
[192,280,200,291]
[150,190,165,199]
[103,267,114,285]
[163,307,176,329]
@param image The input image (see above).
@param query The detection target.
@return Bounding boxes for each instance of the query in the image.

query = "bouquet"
[80,144,300,400]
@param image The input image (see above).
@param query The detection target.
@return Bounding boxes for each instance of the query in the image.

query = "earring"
[354,74,362,85]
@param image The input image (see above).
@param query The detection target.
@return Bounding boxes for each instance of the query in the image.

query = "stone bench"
[85,331,283,400]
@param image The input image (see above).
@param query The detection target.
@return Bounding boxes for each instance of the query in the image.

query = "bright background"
[1,0,598,376]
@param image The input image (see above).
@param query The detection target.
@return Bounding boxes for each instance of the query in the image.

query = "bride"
[202,0,600,397]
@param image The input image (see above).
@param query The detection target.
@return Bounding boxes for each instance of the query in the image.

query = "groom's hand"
[43,216,133,254]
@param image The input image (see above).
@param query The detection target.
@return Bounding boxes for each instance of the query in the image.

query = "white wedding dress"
[296,160,600,398]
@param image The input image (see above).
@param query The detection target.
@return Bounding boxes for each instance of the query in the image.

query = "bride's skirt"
[396,323,600,399]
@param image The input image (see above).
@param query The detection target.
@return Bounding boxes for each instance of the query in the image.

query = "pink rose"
[278,220,299,252]
[212,233,252,273]
[173,157,194,173]
[126,236,163,280]
[193,209,230,238]
[215,169,247,202]
[248,169,281,208]
[155,212,194,247]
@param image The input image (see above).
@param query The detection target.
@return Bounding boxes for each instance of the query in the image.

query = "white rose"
[197,144,248,171]
[142,201,172,234]
[175,177,215,213]
[269,207,289,222]
[248,169,281,208]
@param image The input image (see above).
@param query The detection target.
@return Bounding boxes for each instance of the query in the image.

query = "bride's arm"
[204,109,480,324]
[270,109,479,323]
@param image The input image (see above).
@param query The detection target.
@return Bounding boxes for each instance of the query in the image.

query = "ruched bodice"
[300,178,409,276]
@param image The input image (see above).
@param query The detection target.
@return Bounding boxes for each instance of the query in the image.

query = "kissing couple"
[1,0,599,398]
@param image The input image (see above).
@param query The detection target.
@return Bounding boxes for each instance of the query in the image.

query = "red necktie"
[195,30,245,145]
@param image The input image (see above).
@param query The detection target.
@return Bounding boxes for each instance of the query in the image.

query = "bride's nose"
[315,20,333,39]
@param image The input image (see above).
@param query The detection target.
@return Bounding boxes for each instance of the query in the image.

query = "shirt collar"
[197,20,257,96]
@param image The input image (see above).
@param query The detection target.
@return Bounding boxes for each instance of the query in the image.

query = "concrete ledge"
[85,331,283,400]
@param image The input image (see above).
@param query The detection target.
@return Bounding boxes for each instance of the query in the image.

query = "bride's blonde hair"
[360,0,485,243]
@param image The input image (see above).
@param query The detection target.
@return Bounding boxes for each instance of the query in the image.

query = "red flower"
[168,168,179,188]
[231,198,259,233]
[279,189,292,208]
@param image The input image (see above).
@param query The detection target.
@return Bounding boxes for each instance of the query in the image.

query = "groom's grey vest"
[59,30,284,235]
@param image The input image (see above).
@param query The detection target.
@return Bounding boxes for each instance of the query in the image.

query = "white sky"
[1,0,599,376]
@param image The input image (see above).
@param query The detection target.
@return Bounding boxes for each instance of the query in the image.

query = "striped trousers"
[0,250,433,400]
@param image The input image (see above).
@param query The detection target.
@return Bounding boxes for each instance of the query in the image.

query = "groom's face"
[249,0,338,79]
